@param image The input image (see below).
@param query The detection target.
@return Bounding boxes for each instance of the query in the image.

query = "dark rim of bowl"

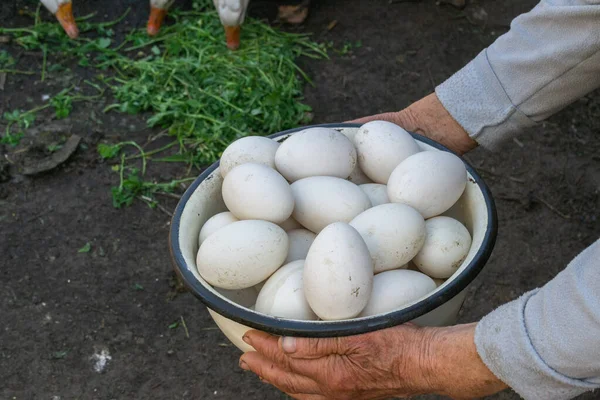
[169,123,498,337]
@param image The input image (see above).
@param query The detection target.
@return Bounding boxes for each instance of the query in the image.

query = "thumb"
[279,336,348,359]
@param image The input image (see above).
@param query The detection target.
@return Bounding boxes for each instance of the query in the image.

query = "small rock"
[21,134,82,176]
[90,347,112,373]
[467,6,489,24]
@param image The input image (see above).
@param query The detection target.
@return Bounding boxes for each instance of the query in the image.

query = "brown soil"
[1,0,598,399]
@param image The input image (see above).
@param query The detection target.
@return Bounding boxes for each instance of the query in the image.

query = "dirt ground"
[1,0,599,399]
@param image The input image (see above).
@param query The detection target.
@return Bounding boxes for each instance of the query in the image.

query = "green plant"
[110,163,194,209]
[342,40,362,54]
[78,242,91,253]
[0,50,15,67]
[2,110,36,146]
[47,143,63,153]
[50,89,73,119]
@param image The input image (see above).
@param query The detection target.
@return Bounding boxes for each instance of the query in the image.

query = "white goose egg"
[220,136,280,178]
[350,203,425,273]
[354,121,421,184]
[255,260,317,320]
[197,220,289,289]
[359,269,437,317]
[198,211,239,246]
[275,128,357,182]
[291,176,372,233]
[304,222,373,320]
[285,229,316,263]
[359,183,390,207]
[387,151,467,219]
[222,163,294,224]
[413,216,472,279]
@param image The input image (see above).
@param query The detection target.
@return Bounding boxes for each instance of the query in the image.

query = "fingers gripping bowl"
[169,123,497,352]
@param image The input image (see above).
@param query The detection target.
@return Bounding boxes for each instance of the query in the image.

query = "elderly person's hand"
[351,93,477,156]
[239,323,507,399]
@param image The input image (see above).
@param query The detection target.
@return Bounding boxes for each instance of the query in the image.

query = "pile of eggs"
[196,121,472,321]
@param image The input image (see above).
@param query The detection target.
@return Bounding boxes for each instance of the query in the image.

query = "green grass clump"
[107,10,325,165]
[0,1,327,207]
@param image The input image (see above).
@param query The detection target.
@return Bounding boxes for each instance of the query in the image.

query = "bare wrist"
[399,93,477,155]
[426,323,508,398]
[389,325,442,395]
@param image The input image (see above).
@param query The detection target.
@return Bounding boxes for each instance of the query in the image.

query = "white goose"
[40,0,79,38]
[212,0,311,49]
[212,0,251,50]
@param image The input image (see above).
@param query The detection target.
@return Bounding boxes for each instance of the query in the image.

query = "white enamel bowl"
[169,123,498,352]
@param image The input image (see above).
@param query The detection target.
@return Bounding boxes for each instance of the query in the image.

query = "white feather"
[150,0,175,9]
[212,0,250,27]
[40,0,70,14]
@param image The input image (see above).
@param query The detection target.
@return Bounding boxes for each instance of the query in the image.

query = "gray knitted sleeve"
[474,240,600,399]
[435,0,600,150]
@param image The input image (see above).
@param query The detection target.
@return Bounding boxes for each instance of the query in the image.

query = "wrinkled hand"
[239,323,507,400]
[239,323,435,399]
[350,93,478,156]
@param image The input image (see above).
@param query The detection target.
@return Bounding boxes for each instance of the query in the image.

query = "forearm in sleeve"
[474,239,600,400]
[435,0,600,149]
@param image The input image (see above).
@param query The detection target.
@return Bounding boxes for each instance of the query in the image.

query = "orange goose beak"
[224,25,241,50]
[55,2,79,39]
[147,5,168,36]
